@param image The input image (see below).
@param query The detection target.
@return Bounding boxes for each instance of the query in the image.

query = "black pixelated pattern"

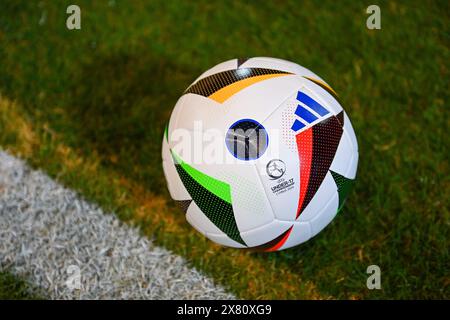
[175,199,192,213]
[250,226,293,252]
[237,58,249,68]
[299,112,344,214]
[173,164,246,246]
[336,110,344,126]
[184,68,291,98]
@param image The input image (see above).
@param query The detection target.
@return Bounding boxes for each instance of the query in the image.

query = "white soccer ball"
[162,57,358,251]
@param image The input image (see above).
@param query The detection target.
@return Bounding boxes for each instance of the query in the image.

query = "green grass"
[0,0,448,299]
[0,271,43,300]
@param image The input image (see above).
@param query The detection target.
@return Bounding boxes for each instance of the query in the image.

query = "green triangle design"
[164,124,169,143]
[330,170,354,212]
[170,150,246,246]
[171,151,232,204]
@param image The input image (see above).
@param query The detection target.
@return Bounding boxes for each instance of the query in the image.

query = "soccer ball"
[162,57,358,251]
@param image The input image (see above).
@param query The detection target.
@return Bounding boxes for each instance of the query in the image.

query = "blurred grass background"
[0,0,448,299]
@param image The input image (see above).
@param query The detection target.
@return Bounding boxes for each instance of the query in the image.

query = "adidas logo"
[291,91,330,132]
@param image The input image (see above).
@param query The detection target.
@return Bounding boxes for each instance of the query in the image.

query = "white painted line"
[0,150,235,299]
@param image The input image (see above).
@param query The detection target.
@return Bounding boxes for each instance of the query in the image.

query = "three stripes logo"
[291,91,330,132]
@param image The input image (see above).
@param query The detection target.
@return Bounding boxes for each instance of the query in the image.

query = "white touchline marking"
[0,150,235,299]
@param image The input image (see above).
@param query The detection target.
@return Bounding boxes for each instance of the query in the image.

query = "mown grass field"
[0,272,42,300]
[0,0,448,299]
